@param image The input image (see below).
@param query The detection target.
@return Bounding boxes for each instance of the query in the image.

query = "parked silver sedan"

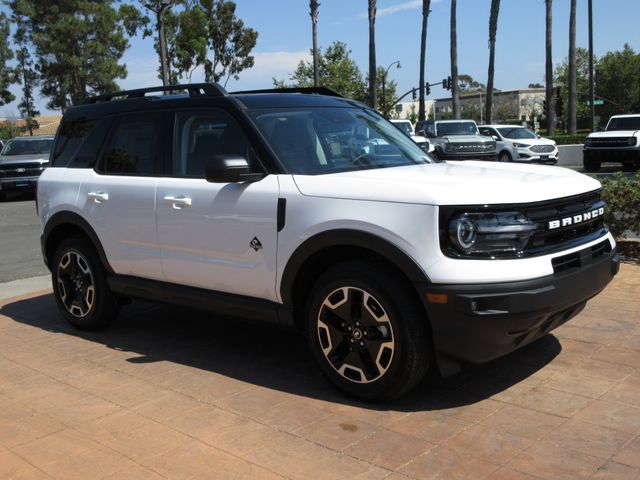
[479,125,558,164]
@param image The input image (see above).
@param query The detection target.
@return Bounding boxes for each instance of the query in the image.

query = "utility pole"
[143,0,173,87]
[588,0,595,131]
[382,61,400,117]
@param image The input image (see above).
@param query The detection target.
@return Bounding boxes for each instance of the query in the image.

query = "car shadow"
[0,293,561,412]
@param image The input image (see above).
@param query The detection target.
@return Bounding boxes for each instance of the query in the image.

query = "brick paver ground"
[0,264,639,480]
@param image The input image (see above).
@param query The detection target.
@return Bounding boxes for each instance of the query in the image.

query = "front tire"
[52,237,120,330]
[305,261,429,401]
[498,151,512,162]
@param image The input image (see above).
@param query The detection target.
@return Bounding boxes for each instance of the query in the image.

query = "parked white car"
[479,125,558,164]
[390,119,434,153]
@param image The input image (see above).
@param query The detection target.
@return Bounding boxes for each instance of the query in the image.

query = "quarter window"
[103,114,163,175]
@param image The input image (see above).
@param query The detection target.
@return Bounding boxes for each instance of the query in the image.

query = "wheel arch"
[280,229,429,329]
[43,211,113,274]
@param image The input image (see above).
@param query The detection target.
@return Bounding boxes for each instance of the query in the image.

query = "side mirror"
[492,135,499,141]
[205,155,265,183]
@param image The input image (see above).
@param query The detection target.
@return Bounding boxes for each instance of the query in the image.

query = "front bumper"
[417,244,619,364]
[584,148,640,163]
[0,176,39,192]
[517,147,558,164]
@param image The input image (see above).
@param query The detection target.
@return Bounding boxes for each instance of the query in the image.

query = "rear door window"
[51,118,96,167]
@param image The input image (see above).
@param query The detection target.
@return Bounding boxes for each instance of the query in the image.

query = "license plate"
[540,155,549,160]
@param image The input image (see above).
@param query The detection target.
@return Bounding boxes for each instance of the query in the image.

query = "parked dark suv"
[0,135,54,200]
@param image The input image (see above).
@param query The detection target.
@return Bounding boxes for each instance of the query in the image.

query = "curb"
[0,275,51,301]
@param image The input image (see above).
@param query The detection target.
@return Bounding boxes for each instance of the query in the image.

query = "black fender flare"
[42,211,113,273]
[279,229,429,305]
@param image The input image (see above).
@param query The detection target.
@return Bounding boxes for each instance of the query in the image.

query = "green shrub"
[547,134,587,145]
[600,172,640,239]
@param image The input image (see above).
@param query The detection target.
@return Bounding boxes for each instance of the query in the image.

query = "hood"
[292,161,600,206]
[589,130,639,138]
[505,137,556,146]
[440,135,491,144]
[0,154,50,165]
[411,135,427,144]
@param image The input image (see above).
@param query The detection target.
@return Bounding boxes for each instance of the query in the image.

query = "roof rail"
[85,83,228,104]
[230,86,344,98]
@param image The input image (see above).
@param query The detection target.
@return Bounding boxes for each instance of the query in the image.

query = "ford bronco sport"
[583,114,640,172]
[38,83,619,401]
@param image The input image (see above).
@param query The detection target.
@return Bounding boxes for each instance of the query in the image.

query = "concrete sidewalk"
[0,265,639,480]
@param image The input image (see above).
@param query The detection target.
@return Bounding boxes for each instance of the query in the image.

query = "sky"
[2,0,640,116]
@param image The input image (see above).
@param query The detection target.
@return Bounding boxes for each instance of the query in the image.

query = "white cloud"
[358,0,442,19]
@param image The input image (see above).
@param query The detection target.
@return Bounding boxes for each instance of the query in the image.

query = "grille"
[586,137,636,148]
[523,190,607,255]
[530,145,555,153]
[552,239,612,275]
[447,143,495,153]
[0,163,47,178]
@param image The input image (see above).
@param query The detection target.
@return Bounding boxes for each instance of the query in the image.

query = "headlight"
[447,211,538,256]
[513,142,528,148]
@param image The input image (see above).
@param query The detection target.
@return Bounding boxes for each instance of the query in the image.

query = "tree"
[458,74,485,93]
[373,66,398,117]
[140,0,178,86]
[528,82,544,88]
[194,0,258,86]
[568,0,577,134]
[0,12,16,107]
[170,8,208,83]
[595,44,640,122]
[274,41,367,102]
[485,0,500,124]
[545,0,555,134]
[310,0,320,87]
[7,0,146,112]
[368,0,377,109]
[16,47,39,136]
[555,48,591,129]
[418,0,431,122]
[450,0,460,119]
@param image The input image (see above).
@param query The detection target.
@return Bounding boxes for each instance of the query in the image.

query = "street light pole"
[382,60,400,116]
[143,0,173,87]
[588,0,595,131]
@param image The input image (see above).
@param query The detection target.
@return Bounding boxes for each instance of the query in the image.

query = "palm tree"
[450,0,460,119]
[310,0,320,87]
[485,0,500,124]
[568,0,577,134]
[545,0,555,135]
[418,0,431,122]
[368,0,377,109]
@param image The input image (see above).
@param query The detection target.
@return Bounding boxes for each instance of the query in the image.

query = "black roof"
[65,83,364,120]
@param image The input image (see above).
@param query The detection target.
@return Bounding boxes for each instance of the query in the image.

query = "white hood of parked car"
[589,130,640,138]
[293,161,600,205]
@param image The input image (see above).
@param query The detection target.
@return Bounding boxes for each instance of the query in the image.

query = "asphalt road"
[0,192,49,283]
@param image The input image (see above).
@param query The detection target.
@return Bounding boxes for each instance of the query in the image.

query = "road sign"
[587,100,604,106]
[394,104,402,113]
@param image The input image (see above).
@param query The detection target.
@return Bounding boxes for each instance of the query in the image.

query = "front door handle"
[88,191,109,203]
[163,195,192,210]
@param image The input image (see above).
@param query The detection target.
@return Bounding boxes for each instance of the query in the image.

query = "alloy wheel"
[316,286,395,383]
[56,250,95,318]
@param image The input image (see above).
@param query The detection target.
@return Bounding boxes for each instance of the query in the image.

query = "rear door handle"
[88,192,109,203]
[163,195,192,209]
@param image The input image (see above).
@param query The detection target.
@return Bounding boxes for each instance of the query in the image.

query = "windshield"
[248,107,433,174]
[1,138,54,156]
[394,121,413,135]
[497,127,537,139]
[436,122,478,136]
[606,117,640,131]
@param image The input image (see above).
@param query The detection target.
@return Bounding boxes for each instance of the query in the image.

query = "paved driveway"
[0,265,639,480]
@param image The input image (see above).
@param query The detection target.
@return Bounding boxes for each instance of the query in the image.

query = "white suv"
[38,84,619,400]
[479,125,558,164]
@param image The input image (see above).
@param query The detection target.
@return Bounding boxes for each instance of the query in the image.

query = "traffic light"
[542,100,547,116]
[412,88,416,101]
[426,84,431,96]
[442,76,452,90]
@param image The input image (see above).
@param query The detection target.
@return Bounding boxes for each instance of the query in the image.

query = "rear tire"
[52,237,120,330]
[305,261,430,401]
[583,156,601,173]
